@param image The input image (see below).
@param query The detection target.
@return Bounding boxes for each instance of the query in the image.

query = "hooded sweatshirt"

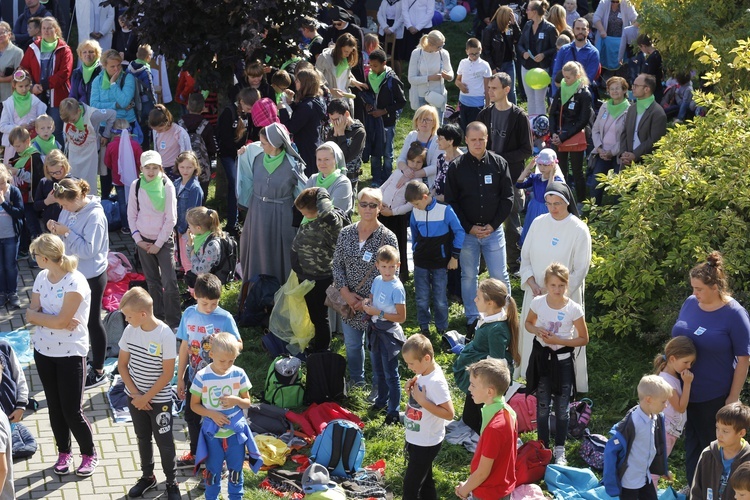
[57,195,110,279]
[691,440,750,500]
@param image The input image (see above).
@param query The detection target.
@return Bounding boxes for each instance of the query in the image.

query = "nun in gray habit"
[237,122,309,285]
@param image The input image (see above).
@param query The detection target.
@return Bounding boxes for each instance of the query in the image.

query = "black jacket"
[216,104,250,158]
[0,185,25,238]
[369,69,406,128]
[517,20,558,70]
[280,96,328,177]
[476,104,533,180]
[481,21,521,70]
[549,85,593,143]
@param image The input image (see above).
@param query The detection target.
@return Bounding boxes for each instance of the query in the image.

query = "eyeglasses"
[358,202,380,209]
[52,182,66,195]
[545,201,566,207]
[13,70,28,83]
[631,83,647,88]
[48,169,64,177]
[420,117,434,123]
[0,30,11,36]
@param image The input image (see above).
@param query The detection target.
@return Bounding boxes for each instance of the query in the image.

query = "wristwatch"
[378,310,385,319]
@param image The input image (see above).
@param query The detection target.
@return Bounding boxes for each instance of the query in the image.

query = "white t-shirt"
[404,365,452,447]
[457,57,492,97]
[119,322,177,403]
[32,269,91,358]
[659,371,686,437]
[530,294,584,351]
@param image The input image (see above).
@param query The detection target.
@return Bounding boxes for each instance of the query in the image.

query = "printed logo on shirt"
[160,141,166,150]
[378,292,388,304]
[484,175,493,184]
[694,326,707,336]
[551,237,560,246]
[56,288,64,299]
[209,385,232,408]
[148,342,161,356]
[557,311,566,321]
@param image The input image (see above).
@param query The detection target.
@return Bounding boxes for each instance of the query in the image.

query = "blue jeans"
[204,434,245,500]
[460,228,510,323]
[371,341,401,415]
[221,156,239,229]
[342,322,366,385]
[416,96,444,124]
[414,266,449,331]
[47,106,65,145]
[370,126,395,186]
[0,237,19,294]
[115,186,129,231]
[536,355,574,448]
[500,61,517,105]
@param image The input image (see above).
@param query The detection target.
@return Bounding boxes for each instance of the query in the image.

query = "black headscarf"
[545,181,579,217]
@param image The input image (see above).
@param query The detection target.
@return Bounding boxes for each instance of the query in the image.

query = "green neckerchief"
[73,105,86,131]
[201,90,209,99]
[280,56,302,71]
[15,145,37,171]
[135,58,151,71]
[12,90,32,118]
[560,79,582,105]
[81,60,99,84]
[335,59,349,78]
[101,70,115,90]
[40,38,58,53]
[192,230,211,253]
[263,150,286,174]
[316,169,341,190]
[32,135,58,155]
[300,215,318,225]
[480,396,515,433]
[139,173,166,212]
[368,69,388,94]
[606,99,629,119]
[636,95,656,115]
[275,90,283,104]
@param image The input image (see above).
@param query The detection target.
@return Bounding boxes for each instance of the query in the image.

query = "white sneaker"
[554,446,567,466]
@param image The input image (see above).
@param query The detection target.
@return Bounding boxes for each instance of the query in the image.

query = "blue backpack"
[310,419,365,478]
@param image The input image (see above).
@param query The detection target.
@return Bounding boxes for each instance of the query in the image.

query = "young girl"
[148,104,192,180]
[516,148,565,246]
[0,165,25,309]
[184,206,222,288]
[452,278,520,435]
[174,151,204,274]
[525,262,589,466]
[653,336,695,456]
[127,150,181,330]
[0,69,47,164]
[379,141,425,282]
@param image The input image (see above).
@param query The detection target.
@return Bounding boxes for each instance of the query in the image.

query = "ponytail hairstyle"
[148,104,173,129]
[30,234,78,273]
[186,206,221,236]
[653,336,697,374]
[52,177,90,202]
[690,251,730,298]
[477,278,520,365]
[175,151,201,179]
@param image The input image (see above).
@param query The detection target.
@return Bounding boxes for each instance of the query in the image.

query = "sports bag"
[579,429,607,470]
[263,355,305,408]
[515,440,552,485]
[103,309,127,357]
[11,422,37,459]
[304,351,347,405]
[238,274,281,327]
[310,419,365,478]
[106,251,133,282]
[508,390,538,433]
[247,402,294,436]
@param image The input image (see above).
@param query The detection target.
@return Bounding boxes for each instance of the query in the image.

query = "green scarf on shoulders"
[300,215,318,225]
[606,99,629,119]
[636,95,656,115]
[192,231,211,253]
[135,58,151,71]
[40,38,59,53]
[480,396,516,433]
[12,90,31,118]
[263,151,286,174]
[368,70,388,94]
[560,79,582,105]
[14,146,38,172]
[335,59,349,78]
[316,169,341,191]
[139,173,166,212]
[32,135,58,156]
[81,61,99,85]
[73,105,86,131]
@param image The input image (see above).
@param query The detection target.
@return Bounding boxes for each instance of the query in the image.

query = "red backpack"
[515,440,552,485]
[508,391,538,433]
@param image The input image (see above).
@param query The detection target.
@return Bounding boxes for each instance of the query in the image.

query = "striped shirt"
[190,365,251,438]
[118,322,177,403]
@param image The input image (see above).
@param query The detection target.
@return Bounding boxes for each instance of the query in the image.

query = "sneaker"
[128,475,157,497]
[7,293,20,309]
[0,293,6,308]
[121,227,131,235]
[165,481,181,500]
[420,327,430,336]
[53,452,74,475]
[366,387,379,404]
[554,446,567,466]
[84,368,107,389]
[76,453,99,477]
[176,451,195,469]
[368,404,386,413]
[384,412,401,426]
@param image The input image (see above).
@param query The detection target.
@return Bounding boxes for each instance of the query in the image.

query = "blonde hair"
[43,150,71,180]
[402,334,434,360]
[467,358,511,395]
[41,17,64,40]
[357,187,383,204]
[35,113,55,128]
[0,164,12,183]
[59,98,82,123]
[119,287,153,313]
[76,39,102,61]
[544,262,570,286]
[637,374,673,400]
[175,151,202,178]
[412,105,439,136]
[547,4,570,36]
[492,6,515,31]
[210,332,241,358]
[100,48,123,65]
[30,234,78,272]
[186,207,221,236]
[419,30,445,51]
[561,61,590,87]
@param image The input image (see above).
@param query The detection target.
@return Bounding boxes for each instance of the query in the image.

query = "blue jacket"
[194,410,263,475]
[90,71,138,123]
[602,405,667,497]
[70,65,103,105]
[552,41,601,95]
[174,176,203,234]
[410,198,465,269]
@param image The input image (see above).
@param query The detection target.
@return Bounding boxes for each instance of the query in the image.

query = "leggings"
[403,442,442,500]
[87,271,107,371]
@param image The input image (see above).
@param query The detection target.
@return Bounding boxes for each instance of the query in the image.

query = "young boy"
[176,273,242,469]
[402,334,455,500]
[405,179,465,336]
[455,358,517,500]
[190,332,261,500]
[127,44,158,146]
[177,92,217,199]
[603,375,673,500]
[117,287,180,499]
[362,245,407,425]
[691,402,750,500]
[31,114,61,161]
[270,69,292,106]
[455,38,492,132]
[0,361,15,500]
[730,462,750,500]
[8,126,44,258]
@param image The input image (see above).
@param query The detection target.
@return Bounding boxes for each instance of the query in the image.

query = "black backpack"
[247,402,293,435]
[238,274,281,327]
[206,231,238,285]
[178,117,212,184]
[304,351,347,405]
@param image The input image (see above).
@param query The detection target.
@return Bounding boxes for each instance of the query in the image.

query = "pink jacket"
[127,173,177,247]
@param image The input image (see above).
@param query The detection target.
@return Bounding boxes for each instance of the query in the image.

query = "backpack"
[103,309,127,357]
[101,199,121,231]
[247,402,294,435]
[515,440,552,485]
[508,390,538,433]
[304,352,347,405]
[238,274,281,327]
[178,117,212,183]
[579,429,607,470]
[310,419,365,478]
[134,177,168,212]
[567,399,593,439]
[263,355,305,408]
[119,72,142,118]
[106,251,133,282]
[205,231,238,285]
[125,63,157,121]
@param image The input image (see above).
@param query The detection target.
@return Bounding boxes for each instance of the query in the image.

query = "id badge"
[484,174,493,184]
[363,250,373,262]
[568,101,576,110]
[538,32,545,40]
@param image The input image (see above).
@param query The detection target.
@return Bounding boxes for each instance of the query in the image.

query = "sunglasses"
[52,182,66,195]
[358,202,380,209]
[13,70,29,83]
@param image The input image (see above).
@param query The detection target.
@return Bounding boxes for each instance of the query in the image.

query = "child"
[270,69,292,106]
[0,360,15,499]
[603,375,673,499]
[379,141,425,282]
[104,119,143,234]
[7,126,44,248]
[653,337,695,457]
[564,0,580,28]
[455,358,517,500]
[456,38,492,132]
[363,33,380,75]
[525,262,589,465]
[127,44,158,145]
[59,97,116,195]
[184,207,223,290]
[453,278,520,435]
[402,334,455,500]
[0,69,46,164]
[30,114,61,161]
[515,148,565,247]
[405,179,465,335]
[299,16,324,62]
[148,104,192,180]
[174,152,204,275]
[175,273,242,470]
[34,149,70,230]
[127,150,181,330]
[189,332,260,500]
[117,287,181,499]
[362,245,407,425]
[177,93,217,199]
[691,403,750,500]
[730,462,750,500]
[0,165,24,309]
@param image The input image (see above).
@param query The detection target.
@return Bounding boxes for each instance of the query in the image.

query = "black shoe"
[84,368,107,389]
[385,412,401,425]
[165,481,181,500]
[369,404,386,413]
[128,475,157,497]
[420,327,430,336]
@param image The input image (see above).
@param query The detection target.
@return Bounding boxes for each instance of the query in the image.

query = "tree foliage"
[586,39,750,343]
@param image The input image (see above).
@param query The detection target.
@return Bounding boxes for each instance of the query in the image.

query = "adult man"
[476,72,533,272]
[551,18,600,96]
[619,73,667,167]
[445,122,514,339]
[326,98,366,196]
[12,0,50,50]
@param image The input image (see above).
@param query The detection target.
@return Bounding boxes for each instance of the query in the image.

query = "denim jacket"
[174,176,203,234]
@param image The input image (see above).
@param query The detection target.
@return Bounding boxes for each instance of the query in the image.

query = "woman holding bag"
[407,31,453,123]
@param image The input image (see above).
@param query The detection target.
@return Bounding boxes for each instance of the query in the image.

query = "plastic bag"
[0,329,33,364]
[268,271,315,354]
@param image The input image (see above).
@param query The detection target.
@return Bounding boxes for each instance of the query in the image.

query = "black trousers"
[87,271,108,371]
[128,399,176,482]
[558,150,586,203]
[463,393,482,435]
[403,441,442,500]
[620,481,658,500]
[304,277,333,352]
[182,374,201,456]
[685,394,727,484]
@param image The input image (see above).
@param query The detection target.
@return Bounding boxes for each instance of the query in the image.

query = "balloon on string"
[449,5,467,22]
[432,10,444,26]
[525,68,552,90]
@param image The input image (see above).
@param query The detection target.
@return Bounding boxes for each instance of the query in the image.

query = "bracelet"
[131,230,140,235]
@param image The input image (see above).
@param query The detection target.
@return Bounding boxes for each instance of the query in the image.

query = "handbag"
[558,130,587,152]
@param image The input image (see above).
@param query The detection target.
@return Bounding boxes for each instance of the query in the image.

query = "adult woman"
[549,61,592,203]
[25,234,98,477]
[20,17,73,144]
[401,0,435,59]
[331,188,398,386]
[237,123,308,286]
[590,76,629,204]
[69,39,103,105]
[0,22,24,102]
[396,105,441,188]
[547,4,574,40]
[90,49,137,127]
[279,68,327,177]
[306,142,353,214]
[517,0,558,116]
[481,6,521,104]
[48,178,110,389]
[672,252,750,485]
[519,182,591,391]
[407,31,453,123]
[593,0,637,72]
[34,149,72,229]
[316,33,367,112]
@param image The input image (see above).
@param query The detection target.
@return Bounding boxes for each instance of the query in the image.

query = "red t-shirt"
[470,408,517,500]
